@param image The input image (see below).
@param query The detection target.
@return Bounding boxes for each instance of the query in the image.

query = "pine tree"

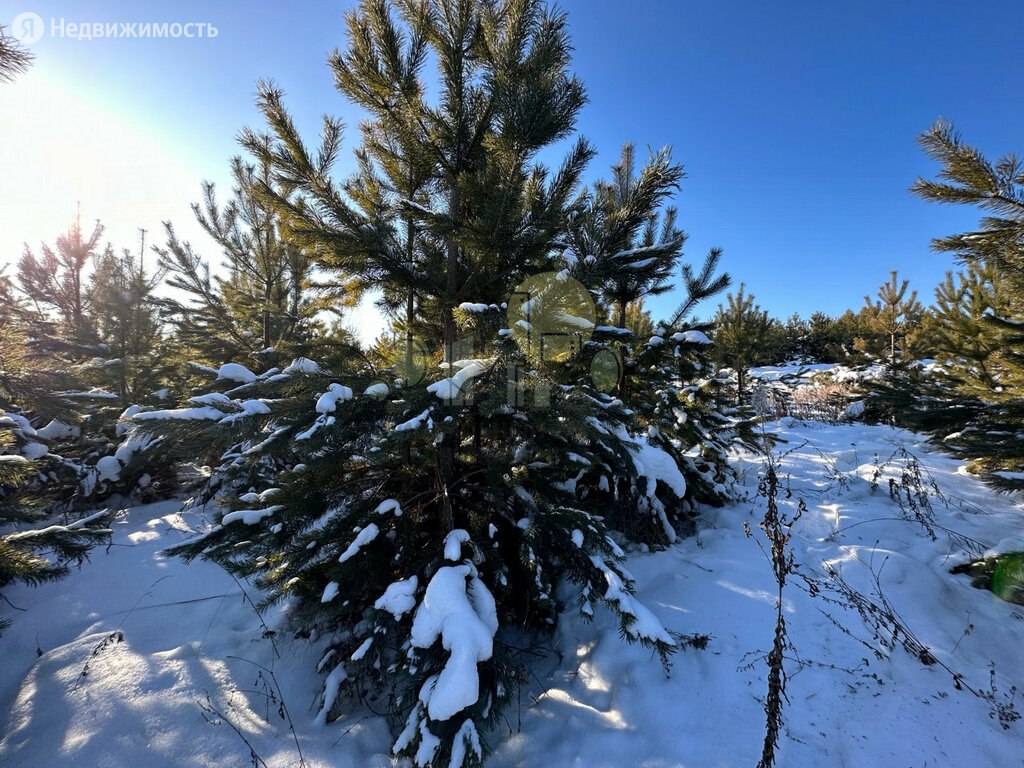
[857,270,923,367]
[932,262,1012,397]
[130,3,755,765]
[13,218,174,504]
[157,152,347,371]
[623,298,655,339]
[0,272,114,636]
[629,249,759,514]
[18,216,103,347]
[777,313,809,362]
[89,241,169,404]
[870,122,1024,490]
[797,311,859,364]
[0,24,32,83]
[562,149,753,535]
[712,284,777,404]
[584,143,684,330]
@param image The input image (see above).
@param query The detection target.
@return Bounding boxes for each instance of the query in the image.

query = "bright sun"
[0,70,204,271]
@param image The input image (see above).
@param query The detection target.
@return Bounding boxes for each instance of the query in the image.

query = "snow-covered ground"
[2,420,1023,767]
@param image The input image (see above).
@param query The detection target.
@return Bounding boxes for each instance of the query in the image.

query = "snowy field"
[1,420,1022,767]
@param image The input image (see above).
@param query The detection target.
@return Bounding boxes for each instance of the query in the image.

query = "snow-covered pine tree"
[84,242,179,500]
[142,2,749,765]
[89,242,169,404]
[0,272,113,636]
[560,146,756,542]
[13,218,174,504]
[638,250,760,514]
[870,122,1024,490]
[15,218,121,503]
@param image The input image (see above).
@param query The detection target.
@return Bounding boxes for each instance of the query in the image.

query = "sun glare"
[0,69,203,270]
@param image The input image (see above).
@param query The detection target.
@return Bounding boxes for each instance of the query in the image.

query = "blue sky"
[3,0,1022,332]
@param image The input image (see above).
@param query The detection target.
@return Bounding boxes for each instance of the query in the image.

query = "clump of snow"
[314,664,349,726]
[992,471,1024,482]
[351,638,373,662]
[375,499,403,516]
[410,565,498,721]
[221,505,282,526]
[395,408,433,433]
[679,329,712,345]
[35,419,79,440]
[427,360,487,401]
[589,555,674,646]
[134,407,225,422]
[444,529,471,562]
[415,719,441,765]
[630,439,687,499]
[845,400,866,419]
[448,719,483,768]
[283,357,324,376]
[374,576,419,620]
[552,311,594,330]
[605,427,686,543]
[457,302,493,313]
[95,455,122,483]
[109,431,155,473]
[239,488,280,504]
[295,416,334,442]
[338,524,380,563]
[316,383,354,414]
[216,363,257,384]
[364,382,390,399]
[218,399,272,425]
[20,442,48,460]
[0,413,36,438]
[322,582,340,603]
[116,406,144,437]
[295,386,353,440]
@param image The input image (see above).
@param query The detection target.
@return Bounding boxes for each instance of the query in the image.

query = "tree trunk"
[616,299,627,330]
[405,215,416,466]
[438,181,461,533]
[615,300,628,398]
